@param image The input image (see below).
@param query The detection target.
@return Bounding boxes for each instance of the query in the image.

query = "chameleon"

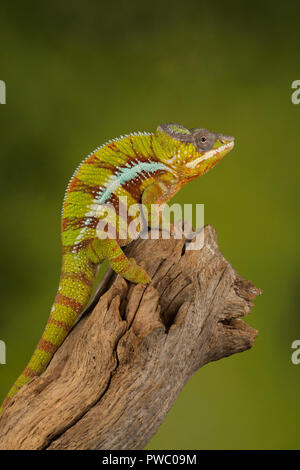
[0,123,234,415]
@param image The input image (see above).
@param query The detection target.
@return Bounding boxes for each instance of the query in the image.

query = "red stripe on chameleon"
[37,338,57,354]
[129,137,139,158]
[92,161,117,172]
[85,154,99,164]
[61,271,93,288]
[111,254,126,264]
[62,238,94,254]
[1,397,11,408]
[107,142,118,150]
[67,179,101,197]
[107,192,138,216]
[55,292,83,314]
[62,216,99,231]
[48,317,72,332]
[23,367,38,379]
[68,176,80,193]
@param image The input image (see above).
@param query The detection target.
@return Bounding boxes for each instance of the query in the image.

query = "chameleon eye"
[193,130,215,152]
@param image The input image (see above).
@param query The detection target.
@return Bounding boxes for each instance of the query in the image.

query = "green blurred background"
[0,0,299,449]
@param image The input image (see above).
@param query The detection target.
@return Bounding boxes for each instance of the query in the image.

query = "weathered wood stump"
[0,225,261,450]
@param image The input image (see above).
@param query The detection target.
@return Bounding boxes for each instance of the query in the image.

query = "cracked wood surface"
[0,225,262,450]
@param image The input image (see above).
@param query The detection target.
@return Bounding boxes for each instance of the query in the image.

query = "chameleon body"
[0,123,234,414]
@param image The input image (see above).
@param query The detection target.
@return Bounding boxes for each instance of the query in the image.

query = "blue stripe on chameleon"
[95,161,168,204]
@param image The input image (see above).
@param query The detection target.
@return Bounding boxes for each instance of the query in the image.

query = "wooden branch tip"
[0,224,262,450]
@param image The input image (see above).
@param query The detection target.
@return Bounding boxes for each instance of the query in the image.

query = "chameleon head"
[156,123,235,178]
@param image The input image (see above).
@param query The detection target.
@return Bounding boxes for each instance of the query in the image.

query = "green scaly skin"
[0,123,234,415]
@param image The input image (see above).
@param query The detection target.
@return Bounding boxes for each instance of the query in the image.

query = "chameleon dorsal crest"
[157,123,193,142]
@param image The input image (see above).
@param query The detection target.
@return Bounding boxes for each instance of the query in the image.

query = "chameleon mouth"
[186,140,234,169]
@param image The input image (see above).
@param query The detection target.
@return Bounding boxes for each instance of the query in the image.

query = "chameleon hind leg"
[92,238,151,284]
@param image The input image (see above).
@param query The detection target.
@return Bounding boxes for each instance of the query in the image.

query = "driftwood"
[0,224,261,450]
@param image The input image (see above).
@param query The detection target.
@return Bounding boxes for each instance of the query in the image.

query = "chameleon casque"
[0,123,234,414]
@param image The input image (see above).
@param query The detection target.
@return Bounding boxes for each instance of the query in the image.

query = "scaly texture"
[0,123,234,414]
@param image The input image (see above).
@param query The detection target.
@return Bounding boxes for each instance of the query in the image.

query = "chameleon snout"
[216,133,235,144]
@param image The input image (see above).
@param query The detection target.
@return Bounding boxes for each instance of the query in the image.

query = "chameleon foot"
[121,258,151,284]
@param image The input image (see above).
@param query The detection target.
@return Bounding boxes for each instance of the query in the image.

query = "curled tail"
[0,251,97,415]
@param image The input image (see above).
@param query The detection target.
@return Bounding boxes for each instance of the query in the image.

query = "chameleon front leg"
[141,179,182,233]
[92,238,151,284]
